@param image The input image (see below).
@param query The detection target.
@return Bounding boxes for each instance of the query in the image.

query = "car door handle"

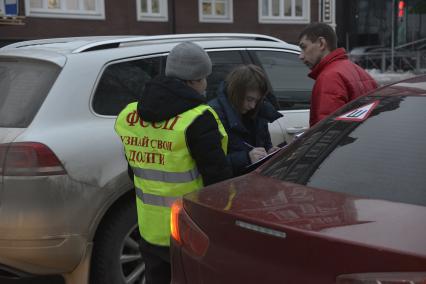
[286,127,308,134]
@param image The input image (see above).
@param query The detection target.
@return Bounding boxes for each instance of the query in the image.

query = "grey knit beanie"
[165,41,212,81]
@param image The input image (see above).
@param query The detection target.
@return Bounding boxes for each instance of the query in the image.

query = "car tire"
[90,198,145,284]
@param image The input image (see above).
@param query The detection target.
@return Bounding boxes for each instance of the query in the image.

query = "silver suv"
[0,34,313,284]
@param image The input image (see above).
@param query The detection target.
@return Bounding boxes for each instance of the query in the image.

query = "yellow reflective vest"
[115,102,228,246]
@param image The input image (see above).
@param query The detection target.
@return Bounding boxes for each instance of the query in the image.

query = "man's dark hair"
[298,22,337,51]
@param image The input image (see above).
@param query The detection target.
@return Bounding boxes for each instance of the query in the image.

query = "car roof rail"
[72,33,286,53]
[0,36,127,51]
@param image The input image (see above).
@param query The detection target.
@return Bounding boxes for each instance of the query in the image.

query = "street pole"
[171,0,176,34]
[391,0,395,72]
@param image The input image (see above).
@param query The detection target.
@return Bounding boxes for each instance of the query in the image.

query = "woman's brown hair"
[225,64,270,114]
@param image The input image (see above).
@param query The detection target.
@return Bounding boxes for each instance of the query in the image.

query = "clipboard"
[244,147,282,173]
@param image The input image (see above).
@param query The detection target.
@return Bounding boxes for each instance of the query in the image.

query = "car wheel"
[90,199,145,284]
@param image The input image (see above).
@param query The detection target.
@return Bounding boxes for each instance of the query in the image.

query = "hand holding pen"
[243,142,267,163]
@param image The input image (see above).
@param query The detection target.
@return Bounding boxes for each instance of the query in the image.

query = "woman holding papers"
[209,65,282,176]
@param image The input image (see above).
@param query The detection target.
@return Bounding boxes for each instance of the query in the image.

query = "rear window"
[262,96,426,206]
[0,58,60,127]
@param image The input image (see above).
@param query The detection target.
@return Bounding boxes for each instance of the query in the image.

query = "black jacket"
[208,85,282,176]
[129,76,232,186]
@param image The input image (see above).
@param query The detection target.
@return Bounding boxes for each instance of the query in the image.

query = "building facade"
[0,0,329,46]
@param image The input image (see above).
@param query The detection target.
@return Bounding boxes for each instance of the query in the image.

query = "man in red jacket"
[298,22,378,126]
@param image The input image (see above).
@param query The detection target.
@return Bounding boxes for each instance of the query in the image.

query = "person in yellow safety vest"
[115,41,233,284]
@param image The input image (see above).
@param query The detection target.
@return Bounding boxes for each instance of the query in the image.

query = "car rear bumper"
[0,235,88,275]
[0,175,100,275]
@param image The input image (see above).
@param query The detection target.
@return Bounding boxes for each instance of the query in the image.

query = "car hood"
[184,172,426,257]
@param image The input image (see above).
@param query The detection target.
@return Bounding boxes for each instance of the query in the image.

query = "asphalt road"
[1,276,64,284]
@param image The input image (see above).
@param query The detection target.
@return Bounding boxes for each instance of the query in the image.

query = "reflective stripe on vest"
[135,186,179,207]
[132,167,199,183]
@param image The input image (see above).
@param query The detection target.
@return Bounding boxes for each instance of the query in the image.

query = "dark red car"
[170,75,426,284]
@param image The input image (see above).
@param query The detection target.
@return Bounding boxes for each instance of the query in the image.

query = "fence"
[350,50,426,73]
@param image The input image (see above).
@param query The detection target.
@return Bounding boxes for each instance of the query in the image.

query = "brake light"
[336,272,426,284]
[171,199,182,244]
[171,199,209,257]
[0,142,66,176]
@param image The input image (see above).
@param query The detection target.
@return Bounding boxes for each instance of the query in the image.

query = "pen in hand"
[243,142,268,163]
[243,141,255,149]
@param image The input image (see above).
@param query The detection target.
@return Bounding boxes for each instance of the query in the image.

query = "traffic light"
[397,0,407,45]
[398,0,405,21]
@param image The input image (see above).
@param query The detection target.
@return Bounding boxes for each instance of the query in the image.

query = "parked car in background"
[349,44,424,73]
[348,45,382,65]
[0,33,312,284]
[171,75,426,284]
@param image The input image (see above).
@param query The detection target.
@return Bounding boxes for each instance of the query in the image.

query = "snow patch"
[367,69,418,86]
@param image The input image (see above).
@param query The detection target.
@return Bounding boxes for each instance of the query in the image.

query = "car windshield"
[0,58,60,127]
[261,95,426,207]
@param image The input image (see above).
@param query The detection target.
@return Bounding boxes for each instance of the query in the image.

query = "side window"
[206,50,245,101]
[253,50,314,110]
[92,56,164,115]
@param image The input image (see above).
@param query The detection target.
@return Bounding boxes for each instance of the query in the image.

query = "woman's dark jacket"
[128,76,232,186]
[208,85,282,176]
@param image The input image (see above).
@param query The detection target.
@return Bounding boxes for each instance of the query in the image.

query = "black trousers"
[139,236,171,284]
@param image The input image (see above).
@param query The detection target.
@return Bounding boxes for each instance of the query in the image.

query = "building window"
[137,0,168,22]
[199,0,233,23]
[25,0,105,19]
[259,0,310,24]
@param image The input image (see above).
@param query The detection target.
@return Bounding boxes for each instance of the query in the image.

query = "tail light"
[336,272,426,284]
[0,142,66,176]
[171,199,209,257]
[171,199,183,244]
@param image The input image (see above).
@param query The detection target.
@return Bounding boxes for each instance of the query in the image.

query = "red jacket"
[308,48,378,126]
